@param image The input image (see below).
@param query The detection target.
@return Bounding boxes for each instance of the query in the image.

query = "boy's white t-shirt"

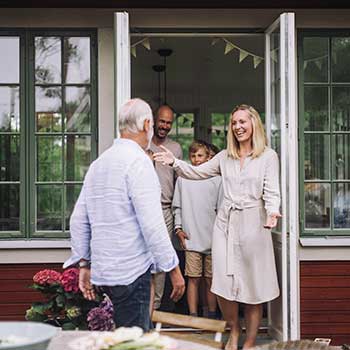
[172,176,223,254]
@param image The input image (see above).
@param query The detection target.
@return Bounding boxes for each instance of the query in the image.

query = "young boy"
[172,140,222,318]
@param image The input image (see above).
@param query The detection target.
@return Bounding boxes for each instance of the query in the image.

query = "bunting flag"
[131,37,151,58]
[215,129,221,136]
[142,38,151,50]
[253,56,263,69]
[224,130,228,136]
[315,60,322,70]
[239,50,249,63]
[271,49,278,63]
[131,46,137,58]
[191,121,194,128]
[225,42,235,55]
[221,38,264,69]
[304,61,308,70]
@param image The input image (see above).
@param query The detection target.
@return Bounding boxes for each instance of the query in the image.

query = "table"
[47,330,218,350]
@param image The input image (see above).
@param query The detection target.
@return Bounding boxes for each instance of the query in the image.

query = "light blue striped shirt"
[63,138,179,286]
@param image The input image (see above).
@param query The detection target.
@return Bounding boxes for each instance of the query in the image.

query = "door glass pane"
[64,37,90,83]
[0,37,19,84]
[305,183,331,228]
[35,37,61,84]
[303,37,328,83]
[65,135,91,181]
[304,134,330,180]
[169,113,194,160]
[0,86,20,132]
[65,184,82,230]
[334,183,350,228]
[334,135,350,180]
[211,113,228,150]
[37,185,62,231]
[36,87,62,132]
[332,86,350,132]
[304,86,328,131]
[332,37,350,83]
[0,184,19,231]
[270,30,281,155]
[65,87,90,132]
[37,136,62,181]
[0,135,20,181]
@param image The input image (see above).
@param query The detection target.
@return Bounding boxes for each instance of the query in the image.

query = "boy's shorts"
[185,251,212,278]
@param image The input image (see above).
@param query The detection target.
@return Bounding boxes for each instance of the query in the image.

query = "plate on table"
[0,322,58,350]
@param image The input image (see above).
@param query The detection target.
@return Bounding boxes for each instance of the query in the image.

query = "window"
[299,32,350,235]
[210,113,229,150]
[169,112,194,160]
[0,30,97,239]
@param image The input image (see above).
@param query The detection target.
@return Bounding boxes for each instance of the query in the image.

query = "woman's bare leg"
[217,296,240,350]
[243,303,262,349]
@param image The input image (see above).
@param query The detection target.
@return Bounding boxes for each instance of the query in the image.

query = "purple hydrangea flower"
[87,307,114,331]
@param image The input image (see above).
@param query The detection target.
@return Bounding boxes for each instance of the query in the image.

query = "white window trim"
[0,240,71,249]
[300,237,350,246]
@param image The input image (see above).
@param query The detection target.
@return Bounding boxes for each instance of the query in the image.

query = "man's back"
[65,138,178,286]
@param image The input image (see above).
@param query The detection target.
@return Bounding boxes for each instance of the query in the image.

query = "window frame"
[0,28,98,240]
[298,29,350,236]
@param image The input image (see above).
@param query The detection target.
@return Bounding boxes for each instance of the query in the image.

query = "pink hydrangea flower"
[60,268,79,293]
[33,269,62,286]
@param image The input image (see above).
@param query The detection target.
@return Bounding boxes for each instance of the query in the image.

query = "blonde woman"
[154,105,281,350]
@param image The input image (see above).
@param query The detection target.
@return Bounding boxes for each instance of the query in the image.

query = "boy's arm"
[172,179,188,250]
[172,179,182,231]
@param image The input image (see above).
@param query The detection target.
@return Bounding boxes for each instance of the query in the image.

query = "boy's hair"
[189,140,210,156]
[208,143,220,156]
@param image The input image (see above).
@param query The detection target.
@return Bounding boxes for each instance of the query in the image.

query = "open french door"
[114,12,131,137]
[265,13,299,341]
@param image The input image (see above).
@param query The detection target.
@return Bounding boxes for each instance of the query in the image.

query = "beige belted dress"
[173,147,280,304]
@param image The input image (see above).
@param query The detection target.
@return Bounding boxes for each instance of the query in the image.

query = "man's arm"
[63,184,91,268]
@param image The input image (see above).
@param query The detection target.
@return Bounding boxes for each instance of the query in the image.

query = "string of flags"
[303,54,328,70]
[214,37,266,69]
[131,37,151,58]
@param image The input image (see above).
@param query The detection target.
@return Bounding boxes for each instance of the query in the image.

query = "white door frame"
[114,12,131,138]
[114,11,300,340]
[265,12,300,340]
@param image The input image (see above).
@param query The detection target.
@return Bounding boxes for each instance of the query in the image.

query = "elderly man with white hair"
[64,98,185,331]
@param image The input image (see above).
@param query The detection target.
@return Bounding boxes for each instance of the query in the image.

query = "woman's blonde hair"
[227,104,267,159]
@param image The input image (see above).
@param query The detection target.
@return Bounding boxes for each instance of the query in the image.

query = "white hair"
[118,98,153,134]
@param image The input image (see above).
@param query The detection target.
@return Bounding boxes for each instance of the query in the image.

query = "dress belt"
[225,200,263,275]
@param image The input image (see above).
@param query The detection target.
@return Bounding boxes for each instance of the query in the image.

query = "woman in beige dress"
[154,105,281,350]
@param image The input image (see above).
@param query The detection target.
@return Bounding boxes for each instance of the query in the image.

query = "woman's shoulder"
[262,146,278,158]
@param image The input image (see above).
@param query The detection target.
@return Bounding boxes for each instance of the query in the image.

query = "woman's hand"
[264,213,282,229]
[153,145,176,166]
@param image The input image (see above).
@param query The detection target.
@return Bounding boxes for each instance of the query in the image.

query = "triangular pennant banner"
[225,42,235,55]
[315,60,322,70]
[191,121,194,128]
[142,38,151,50]
[271,49,278,63]
[239,50,249,63]
[224,130,228,136]
[131,46,137,58]
[304,61,308,70]
[253,56,263,69]
[215,129,221,136]
[183,117,189,124]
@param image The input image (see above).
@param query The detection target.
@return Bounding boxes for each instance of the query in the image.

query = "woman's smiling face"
[231,109,253,144]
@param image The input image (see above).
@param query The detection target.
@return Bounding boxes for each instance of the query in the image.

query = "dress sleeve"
[262,150,281,216]
[172,179,182,230]
[173,151,222,180]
